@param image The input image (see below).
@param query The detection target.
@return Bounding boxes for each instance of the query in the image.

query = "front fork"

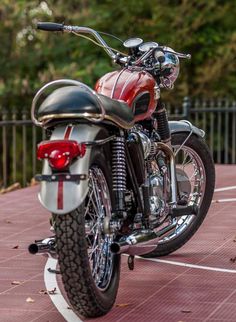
[154,103,198,217]
[155,100,178,208]
[156,142,178,207]
[155,100,171,144]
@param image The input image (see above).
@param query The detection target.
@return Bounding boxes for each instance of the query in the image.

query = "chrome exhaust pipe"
[28,237,57,258]
[110,222,176,256]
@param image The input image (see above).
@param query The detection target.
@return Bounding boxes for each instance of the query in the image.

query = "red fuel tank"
[95,69,158,122]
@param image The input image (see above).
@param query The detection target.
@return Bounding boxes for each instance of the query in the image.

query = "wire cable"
[97,31,124,43]
[71,31,127,56]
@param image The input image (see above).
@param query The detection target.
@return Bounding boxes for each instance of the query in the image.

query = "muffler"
[28,237,57,258]
[110,222,176,256]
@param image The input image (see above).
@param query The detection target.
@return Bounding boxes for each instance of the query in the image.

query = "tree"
[0,0,236,108]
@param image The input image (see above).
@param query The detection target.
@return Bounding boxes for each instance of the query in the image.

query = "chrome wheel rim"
[84,166,113,291]
[159,144,206,244]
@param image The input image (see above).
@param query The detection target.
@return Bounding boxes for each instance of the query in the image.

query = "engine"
[128,126,169,224]
[149,173,166,217]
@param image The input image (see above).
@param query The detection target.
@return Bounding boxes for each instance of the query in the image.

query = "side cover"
[38,124,105,215]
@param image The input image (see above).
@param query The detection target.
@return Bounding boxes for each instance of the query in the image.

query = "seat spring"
[112,137,126,191]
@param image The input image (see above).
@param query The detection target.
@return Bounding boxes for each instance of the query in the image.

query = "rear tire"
[144,132,215,257]
[54,149,120,318]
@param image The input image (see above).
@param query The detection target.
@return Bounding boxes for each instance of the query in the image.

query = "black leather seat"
[38,86,134,129]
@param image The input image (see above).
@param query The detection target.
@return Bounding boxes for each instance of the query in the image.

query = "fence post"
[182,96,190,119]
[22,108,27,187]
[217,98,222,163]
[224,99,229,164]
[1,108,8,187]
[12,107,17,183]
[232,101,236,164]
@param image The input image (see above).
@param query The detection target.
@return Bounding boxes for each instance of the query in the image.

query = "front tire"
[145,132,215,257]
[54,150,120,318]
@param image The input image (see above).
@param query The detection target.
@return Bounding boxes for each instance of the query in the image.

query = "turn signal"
[37,140,86,170]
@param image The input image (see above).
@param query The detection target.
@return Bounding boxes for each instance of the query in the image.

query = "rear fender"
[38,124,108,214]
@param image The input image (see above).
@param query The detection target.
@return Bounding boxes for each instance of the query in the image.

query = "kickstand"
[127,255,135,270]
[48,267,61,274]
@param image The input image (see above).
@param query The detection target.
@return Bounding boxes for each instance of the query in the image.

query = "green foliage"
[0,0,236,109]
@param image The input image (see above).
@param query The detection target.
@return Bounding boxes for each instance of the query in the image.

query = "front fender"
[38,124,107,215]
[169,120,205,138]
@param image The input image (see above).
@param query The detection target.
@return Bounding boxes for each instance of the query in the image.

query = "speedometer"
[123,38,143,48]
[139,41,159,52]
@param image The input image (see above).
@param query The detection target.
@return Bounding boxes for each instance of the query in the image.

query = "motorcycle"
[29,22,215,318]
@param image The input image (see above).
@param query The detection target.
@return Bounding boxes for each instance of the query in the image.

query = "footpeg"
[170,204,198,218]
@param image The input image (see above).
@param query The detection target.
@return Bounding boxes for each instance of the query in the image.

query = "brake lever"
[175,52,191,59]
[167,50,191,59]
[160,46,191,59]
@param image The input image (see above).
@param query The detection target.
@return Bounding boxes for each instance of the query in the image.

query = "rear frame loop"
[31,79,106,127]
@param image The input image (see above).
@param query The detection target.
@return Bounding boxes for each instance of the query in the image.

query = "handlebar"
[37,22,116,59]
[37,22,191,64]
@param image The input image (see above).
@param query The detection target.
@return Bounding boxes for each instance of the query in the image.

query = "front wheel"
[145,132,215,257]
[54,150,120,318]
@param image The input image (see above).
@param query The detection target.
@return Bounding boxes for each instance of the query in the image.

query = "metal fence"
[0,97,236,188]
[168,97,236,164]
[0,108,44,189]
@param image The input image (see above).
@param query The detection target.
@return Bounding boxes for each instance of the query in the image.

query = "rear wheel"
[145,132,215,257]
[54,150,120,318]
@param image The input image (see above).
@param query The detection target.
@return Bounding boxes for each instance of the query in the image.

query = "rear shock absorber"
[112,136,126,218]
[155,100,171,143]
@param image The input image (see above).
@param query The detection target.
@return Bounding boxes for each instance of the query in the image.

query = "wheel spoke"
[84,166,113,291]
[88,244,99,259]
[84,190,95,218]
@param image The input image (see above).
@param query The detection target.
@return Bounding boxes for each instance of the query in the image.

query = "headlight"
[158,47,180,89]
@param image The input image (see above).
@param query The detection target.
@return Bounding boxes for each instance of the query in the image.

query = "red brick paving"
[0,165,235,321]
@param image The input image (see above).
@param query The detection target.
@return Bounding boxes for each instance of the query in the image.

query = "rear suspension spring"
[112,137,126,214]
[112,137,126,192]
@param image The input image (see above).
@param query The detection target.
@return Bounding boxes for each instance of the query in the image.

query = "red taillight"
[37,140,86,170]
[48,150,70,170]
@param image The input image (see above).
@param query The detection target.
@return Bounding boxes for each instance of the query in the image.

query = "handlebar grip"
[37,22,64,32]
